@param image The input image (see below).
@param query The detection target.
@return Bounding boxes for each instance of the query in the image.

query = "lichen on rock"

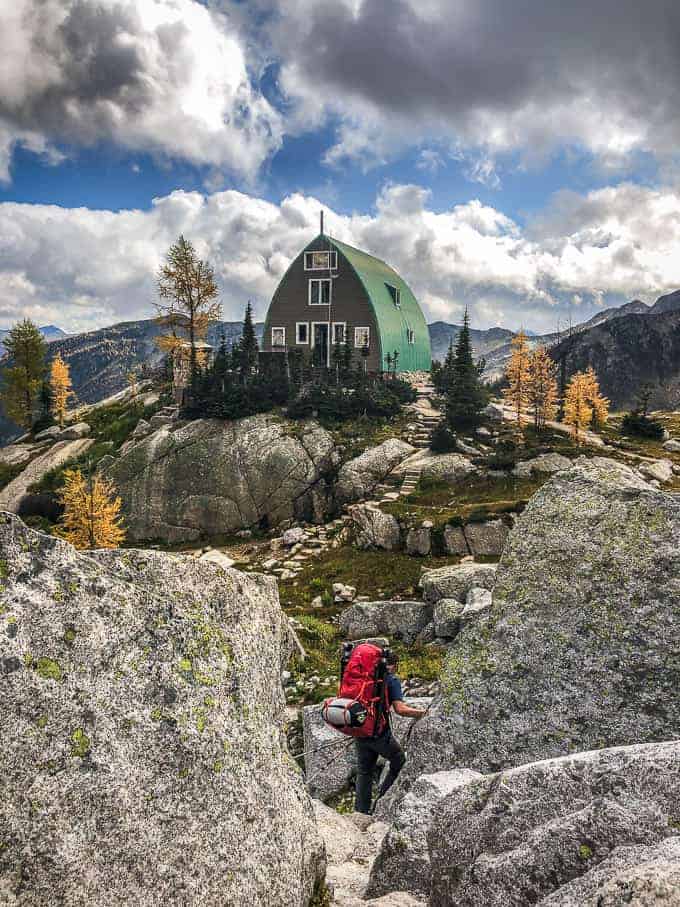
[0,512,324,906]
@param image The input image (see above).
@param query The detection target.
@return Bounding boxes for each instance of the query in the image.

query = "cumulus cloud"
[0,0,282,183]
[255,0,680,172]
[2,181,680,335]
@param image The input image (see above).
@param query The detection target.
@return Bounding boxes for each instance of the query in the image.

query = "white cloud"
[0,0,282,183]
[254,0,680,176]
[1,181,680,335]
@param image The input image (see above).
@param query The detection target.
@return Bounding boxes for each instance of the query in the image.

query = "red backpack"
[321,642,390,738]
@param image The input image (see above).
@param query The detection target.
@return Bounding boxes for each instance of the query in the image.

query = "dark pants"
[354,730,406,814]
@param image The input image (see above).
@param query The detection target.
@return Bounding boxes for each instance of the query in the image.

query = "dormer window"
[386,284,401,307]
[305,251,338,270]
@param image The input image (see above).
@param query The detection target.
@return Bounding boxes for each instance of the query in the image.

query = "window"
[296,322,309,344]
[354,326,370,349]
[332,322,346,344]
[386,284,401,307]
[271,327,286,348]
[309,278,332,305]
[305,251,338,270]
[407,328,415,344]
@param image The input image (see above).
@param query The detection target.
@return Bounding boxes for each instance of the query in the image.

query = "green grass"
[28,399,162,496]
[326,411,411,460]
[383,473,544,527]
[281,544,455,703]
[0,461,23,492]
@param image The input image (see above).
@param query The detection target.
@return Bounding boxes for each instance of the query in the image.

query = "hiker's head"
[386,651,399,673]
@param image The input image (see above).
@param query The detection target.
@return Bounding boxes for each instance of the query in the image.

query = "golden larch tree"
[503,330,531,423]
[155,235,221,372]
[527,346,558,431]
[50,354,75,427]
[57,468,126,549]
[582,366,610,430]
[563,372,593,443]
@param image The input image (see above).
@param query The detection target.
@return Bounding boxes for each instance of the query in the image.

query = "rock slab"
[428,741,680,907]
[0,513,324,906]
[104,414,338,543]
[401,458,680,800]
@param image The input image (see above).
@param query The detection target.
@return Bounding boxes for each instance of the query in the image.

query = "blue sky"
[1,0,680,334]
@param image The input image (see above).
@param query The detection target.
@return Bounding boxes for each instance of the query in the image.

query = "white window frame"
[271,327,286,348]
[308,278,332,306]
[407,328,415,344]
[305,251,337,271]
[354,326,370,349]
[386,284,401,307]
[332,322,346,344]
[296,322,309,344]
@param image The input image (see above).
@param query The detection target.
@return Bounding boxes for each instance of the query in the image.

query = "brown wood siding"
[262,236,382,371]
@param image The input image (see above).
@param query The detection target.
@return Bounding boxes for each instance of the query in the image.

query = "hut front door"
[312,322,329,367]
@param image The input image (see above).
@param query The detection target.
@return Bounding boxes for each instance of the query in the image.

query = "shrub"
[430,421,457,453]
[487,432,520,470]
[621,411,665,440]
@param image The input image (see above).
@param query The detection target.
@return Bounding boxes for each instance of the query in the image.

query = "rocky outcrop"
[0,438,94,512]
[366,769,482,900]
[313,801,425,907]
[539,837,680,906]
[420,562,497,605]
[104,415,339,543]
[638,457,674,483]
[405,523,432,556]
[348,503,401,550]
[428,741,680,907]
[392,458,680,802]
[335,439,415,505]
[512,452,570,478]
[462,518,510,557]
[339,601,433,646]
[0,513,324,906]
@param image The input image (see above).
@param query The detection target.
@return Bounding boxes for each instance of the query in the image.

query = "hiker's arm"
[392,701,426,719]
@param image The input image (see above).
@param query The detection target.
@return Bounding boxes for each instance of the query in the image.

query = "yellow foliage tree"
[50,354,75,427]
[57,468,126,549]
[582,366,610,430]
[563,372,593,443]
[503,330,531,423]
[527,346,558,431]
[155,235,221,372]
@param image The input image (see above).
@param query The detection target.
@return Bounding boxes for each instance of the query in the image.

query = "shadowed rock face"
[0,513,324,906]
[384,457,680,807]
[428,741,680,907]
[104,414,339,543]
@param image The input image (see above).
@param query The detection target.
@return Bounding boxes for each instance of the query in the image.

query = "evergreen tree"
[503,330,531,424]
[238,301,259,382]
[57,467,126,549]
[563,372,593,443]
[1,319,47,431]
[50,353,75,427]
[445,310,488,431]
[527,347,558,432]
[37,380,53,430]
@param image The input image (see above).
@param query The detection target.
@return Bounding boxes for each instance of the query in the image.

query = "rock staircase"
[377,388,440,503]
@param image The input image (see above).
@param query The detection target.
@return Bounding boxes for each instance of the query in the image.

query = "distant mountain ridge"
[0,319,261,445]
[550,308,680,409]
[0,324,67,356]
[1,291,678,444]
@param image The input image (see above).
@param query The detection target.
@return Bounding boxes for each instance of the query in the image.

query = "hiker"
[354,651,426,814]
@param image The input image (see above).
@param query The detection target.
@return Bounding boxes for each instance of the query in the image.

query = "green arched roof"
[328,237,432,372]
